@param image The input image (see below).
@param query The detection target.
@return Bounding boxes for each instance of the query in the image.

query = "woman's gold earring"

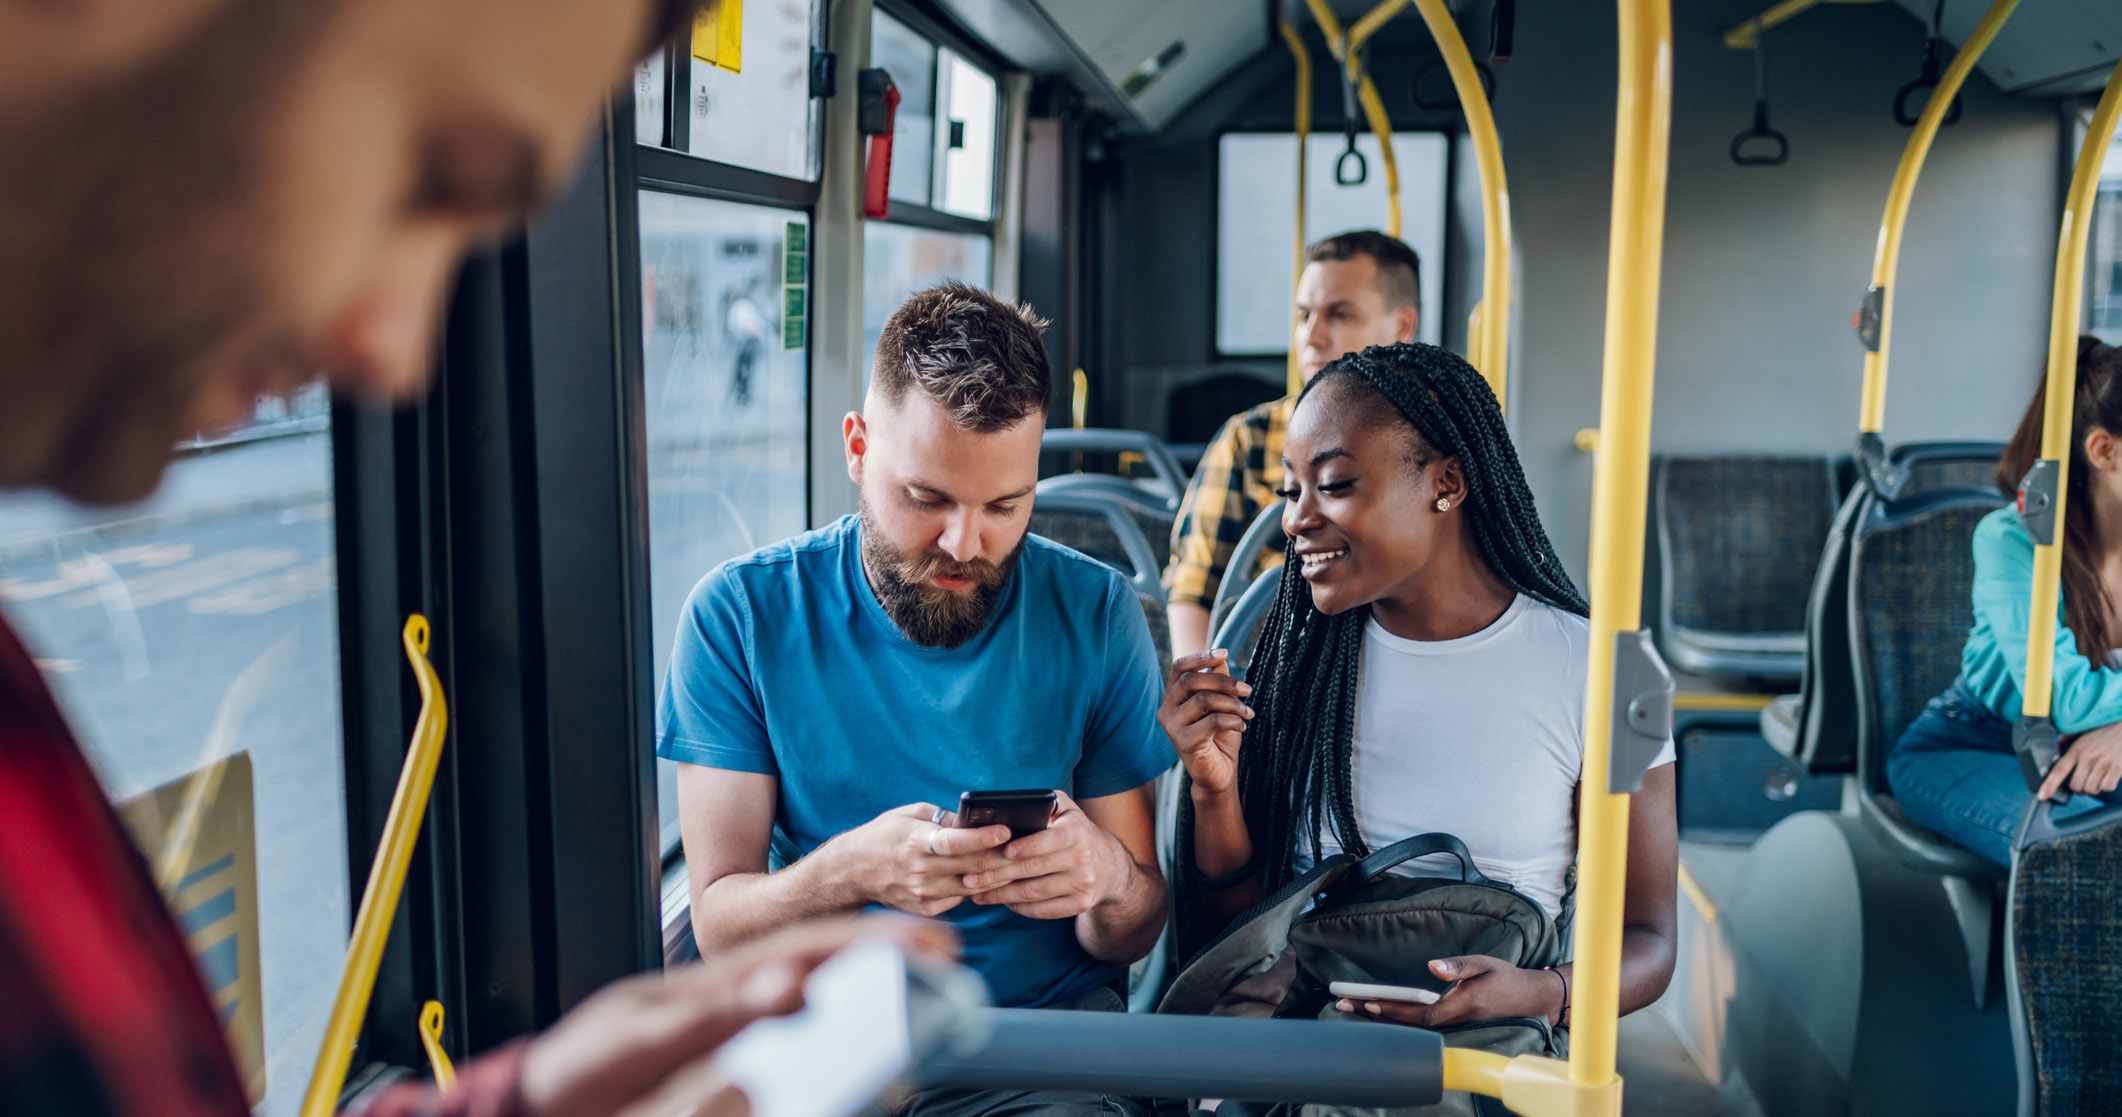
[1435,497,1452,512]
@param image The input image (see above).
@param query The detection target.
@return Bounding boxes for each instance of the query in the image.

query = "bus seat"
[1762,441,2005,774]
[2008,799,2122,1116]
[1036,474,1175,571]
[1211,570,1282,683]
[1027,491,1171,669]
[1848,483,2008,883]
[1038,428,1189,511]
[1653,455,1840,683]
[1208,500,1286,637]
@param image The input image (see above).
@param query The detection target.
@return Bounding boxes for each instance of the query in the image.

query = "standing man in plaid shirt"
[0,0,950,1114]
[1165,231,1424,658]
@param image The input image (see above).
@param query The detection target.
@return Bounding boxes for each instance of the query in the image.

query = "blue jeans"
[1886,680,2122,868]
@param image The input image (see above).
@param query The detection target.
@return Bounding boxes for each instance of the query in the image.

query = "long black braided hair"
[1177,343,1585,945]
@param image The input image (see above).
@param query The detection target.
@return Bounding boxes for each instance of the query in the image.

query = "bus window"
[2086,108,2122,342]
[638,191,811,855]
[687,0,821,179]
[863,223,994,377]
[872,9,939,206]
[0,396,345,1116]
[1214,131,1450,355]
[934,51,998,219]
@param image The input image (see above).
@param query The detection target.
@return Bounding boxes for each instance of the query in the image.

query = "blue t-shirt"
[655,514,1172,1007]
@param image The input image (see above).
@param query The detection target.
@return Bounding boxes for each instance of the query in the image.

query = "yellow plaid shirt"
[1164,395,1295,609]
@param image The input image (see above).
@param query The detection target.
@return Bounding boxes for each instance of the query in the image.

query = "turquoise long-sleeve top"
[1960,506,2122,733]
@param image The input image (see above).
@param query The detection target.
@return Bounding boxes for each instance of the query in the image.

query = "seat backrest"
[1781,441,2006,775]
[1656,455,1840,640]
[1890,440,2007,499]
[1208,500,1287,633]
[1848,485,2003,796]
[1036,475,1175,571]
[1039,428,1189,511]
[1027,491,1170,669]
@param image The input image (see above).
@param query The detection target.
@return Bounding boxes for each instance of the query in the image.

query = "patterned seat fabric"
[1850,496,1996,795]
[2014,821,2122,1114]
[1029,508,1135,575]
[1902,456,2001,494]
[1661,455,1838,638]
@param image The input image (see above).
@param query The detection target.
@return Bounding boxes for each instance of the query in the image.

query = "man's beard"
[859,500,1025,649]
[0,0,334,504]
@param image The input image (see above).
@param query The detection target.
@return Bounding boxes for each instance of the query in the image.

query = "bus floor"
[1619,840,1753,1116]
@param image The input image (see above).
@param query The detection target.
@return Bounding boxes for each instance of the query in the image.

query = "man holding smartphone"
[660,283,1173,1115]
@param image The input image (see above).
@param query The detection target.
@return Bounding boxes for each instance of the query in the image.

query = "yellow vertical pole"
[1411,0,1513,413]
[1857,0,2019,435]
[1573,0,1672,1091]
[1283,19,1313,397]
[2022,63,2122,717]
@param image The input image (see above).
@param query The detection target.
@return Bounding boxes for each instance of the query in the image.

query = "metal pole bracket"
[1854,284,1885,352]
[2013,715,2068,803]
[1608,630,1674,795]
[2018,458,2061,545]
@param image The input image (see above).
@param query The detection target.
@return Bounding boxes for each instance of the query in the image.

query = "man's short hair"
[873,282,1051,432]
[1307,230,1421,316]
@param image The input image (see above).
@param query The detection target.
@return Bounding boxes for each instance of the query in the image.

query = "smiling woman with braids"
[1159,342,1679,1034]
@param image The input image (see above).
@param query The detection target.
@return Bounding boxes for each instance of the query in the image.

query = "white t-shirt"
[1307,594,1676,921]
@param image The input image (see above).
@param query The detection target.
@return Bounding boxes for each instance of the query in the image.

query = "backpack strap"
[1353,832,1488,885]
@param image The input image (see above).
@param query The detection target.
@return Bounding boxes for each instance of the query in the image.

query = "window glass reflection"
[688,0,820,178]
[935,51,997,219]
[871,11,937,205]
[0,405,345,1117]
[863,223,992,380]
[2088,120,2122,343]
[639,191,811,852]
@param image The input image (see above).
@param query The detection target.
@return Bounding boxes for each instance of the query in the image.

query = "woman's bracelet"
[1543,965,1571,1028]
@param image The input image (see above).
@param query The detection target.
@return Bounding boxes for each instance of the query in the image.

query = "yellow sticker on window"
[692,0,744,74]
[119,752,266,1105]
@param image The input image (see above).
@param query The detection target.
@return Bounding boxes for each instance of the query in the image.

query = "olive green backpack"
[1158,833,1565,1117]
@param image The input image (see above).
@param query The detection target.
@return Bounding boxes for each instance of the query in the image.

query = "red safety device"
[864,80,901,219]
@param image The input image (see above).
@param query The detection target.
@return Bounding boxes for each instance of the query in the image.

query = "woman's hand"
[2041,720,2122,800]
[1333,956,1567,1030]
[1157,649,1253,796]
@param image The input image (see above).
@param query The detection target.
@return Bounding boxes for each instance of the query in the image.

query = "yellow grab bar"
[1412,0,1513,414]
[1304,0,1405,238]
[1573,0,1673,1098]
[1071,368,1089,430]
[2021,61,2122,719]
[1722,0,1885,50]
[1282,18,1313,397]
[1857,0,2018,435]
[300,616,451,1116]
[419,1001,457,1093]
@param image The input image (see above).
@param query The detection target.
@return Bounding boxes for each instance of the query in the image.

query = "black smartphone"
[955,789,1058,837]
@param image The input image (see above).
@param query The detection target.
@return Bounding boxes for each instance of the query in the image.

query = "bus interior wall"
[1108,0,2062,588]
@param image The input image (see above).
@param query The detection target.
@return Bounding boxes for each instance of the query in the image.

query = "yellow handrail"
[2021,62,2122,720]
[1573,0,1672,1094]
[419,1001,457,1092]
[1857,0,2018,435]
[1304,0,1405,237]
[301,616,451,1116]
[1412,0,1513,414]
[1722,0,1885,49]
[1282,18,1313,397]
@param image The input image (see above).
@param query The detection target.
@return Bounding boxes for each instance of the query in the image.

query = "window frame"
[873,0,1006,234]
[1206,125,1457,362]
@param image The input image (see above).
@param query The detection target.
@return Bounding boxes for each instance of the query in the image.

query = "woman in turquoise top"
[1888,337,2122,866]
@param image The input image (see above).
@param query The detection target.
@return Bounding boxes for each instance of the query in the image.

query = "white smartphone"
[1329,980,1443,1005]
[716,940,992,1117]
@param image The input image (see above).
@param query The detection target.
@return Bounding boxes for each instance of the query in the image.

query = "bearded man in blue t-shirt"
[658,282,1173,1114]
